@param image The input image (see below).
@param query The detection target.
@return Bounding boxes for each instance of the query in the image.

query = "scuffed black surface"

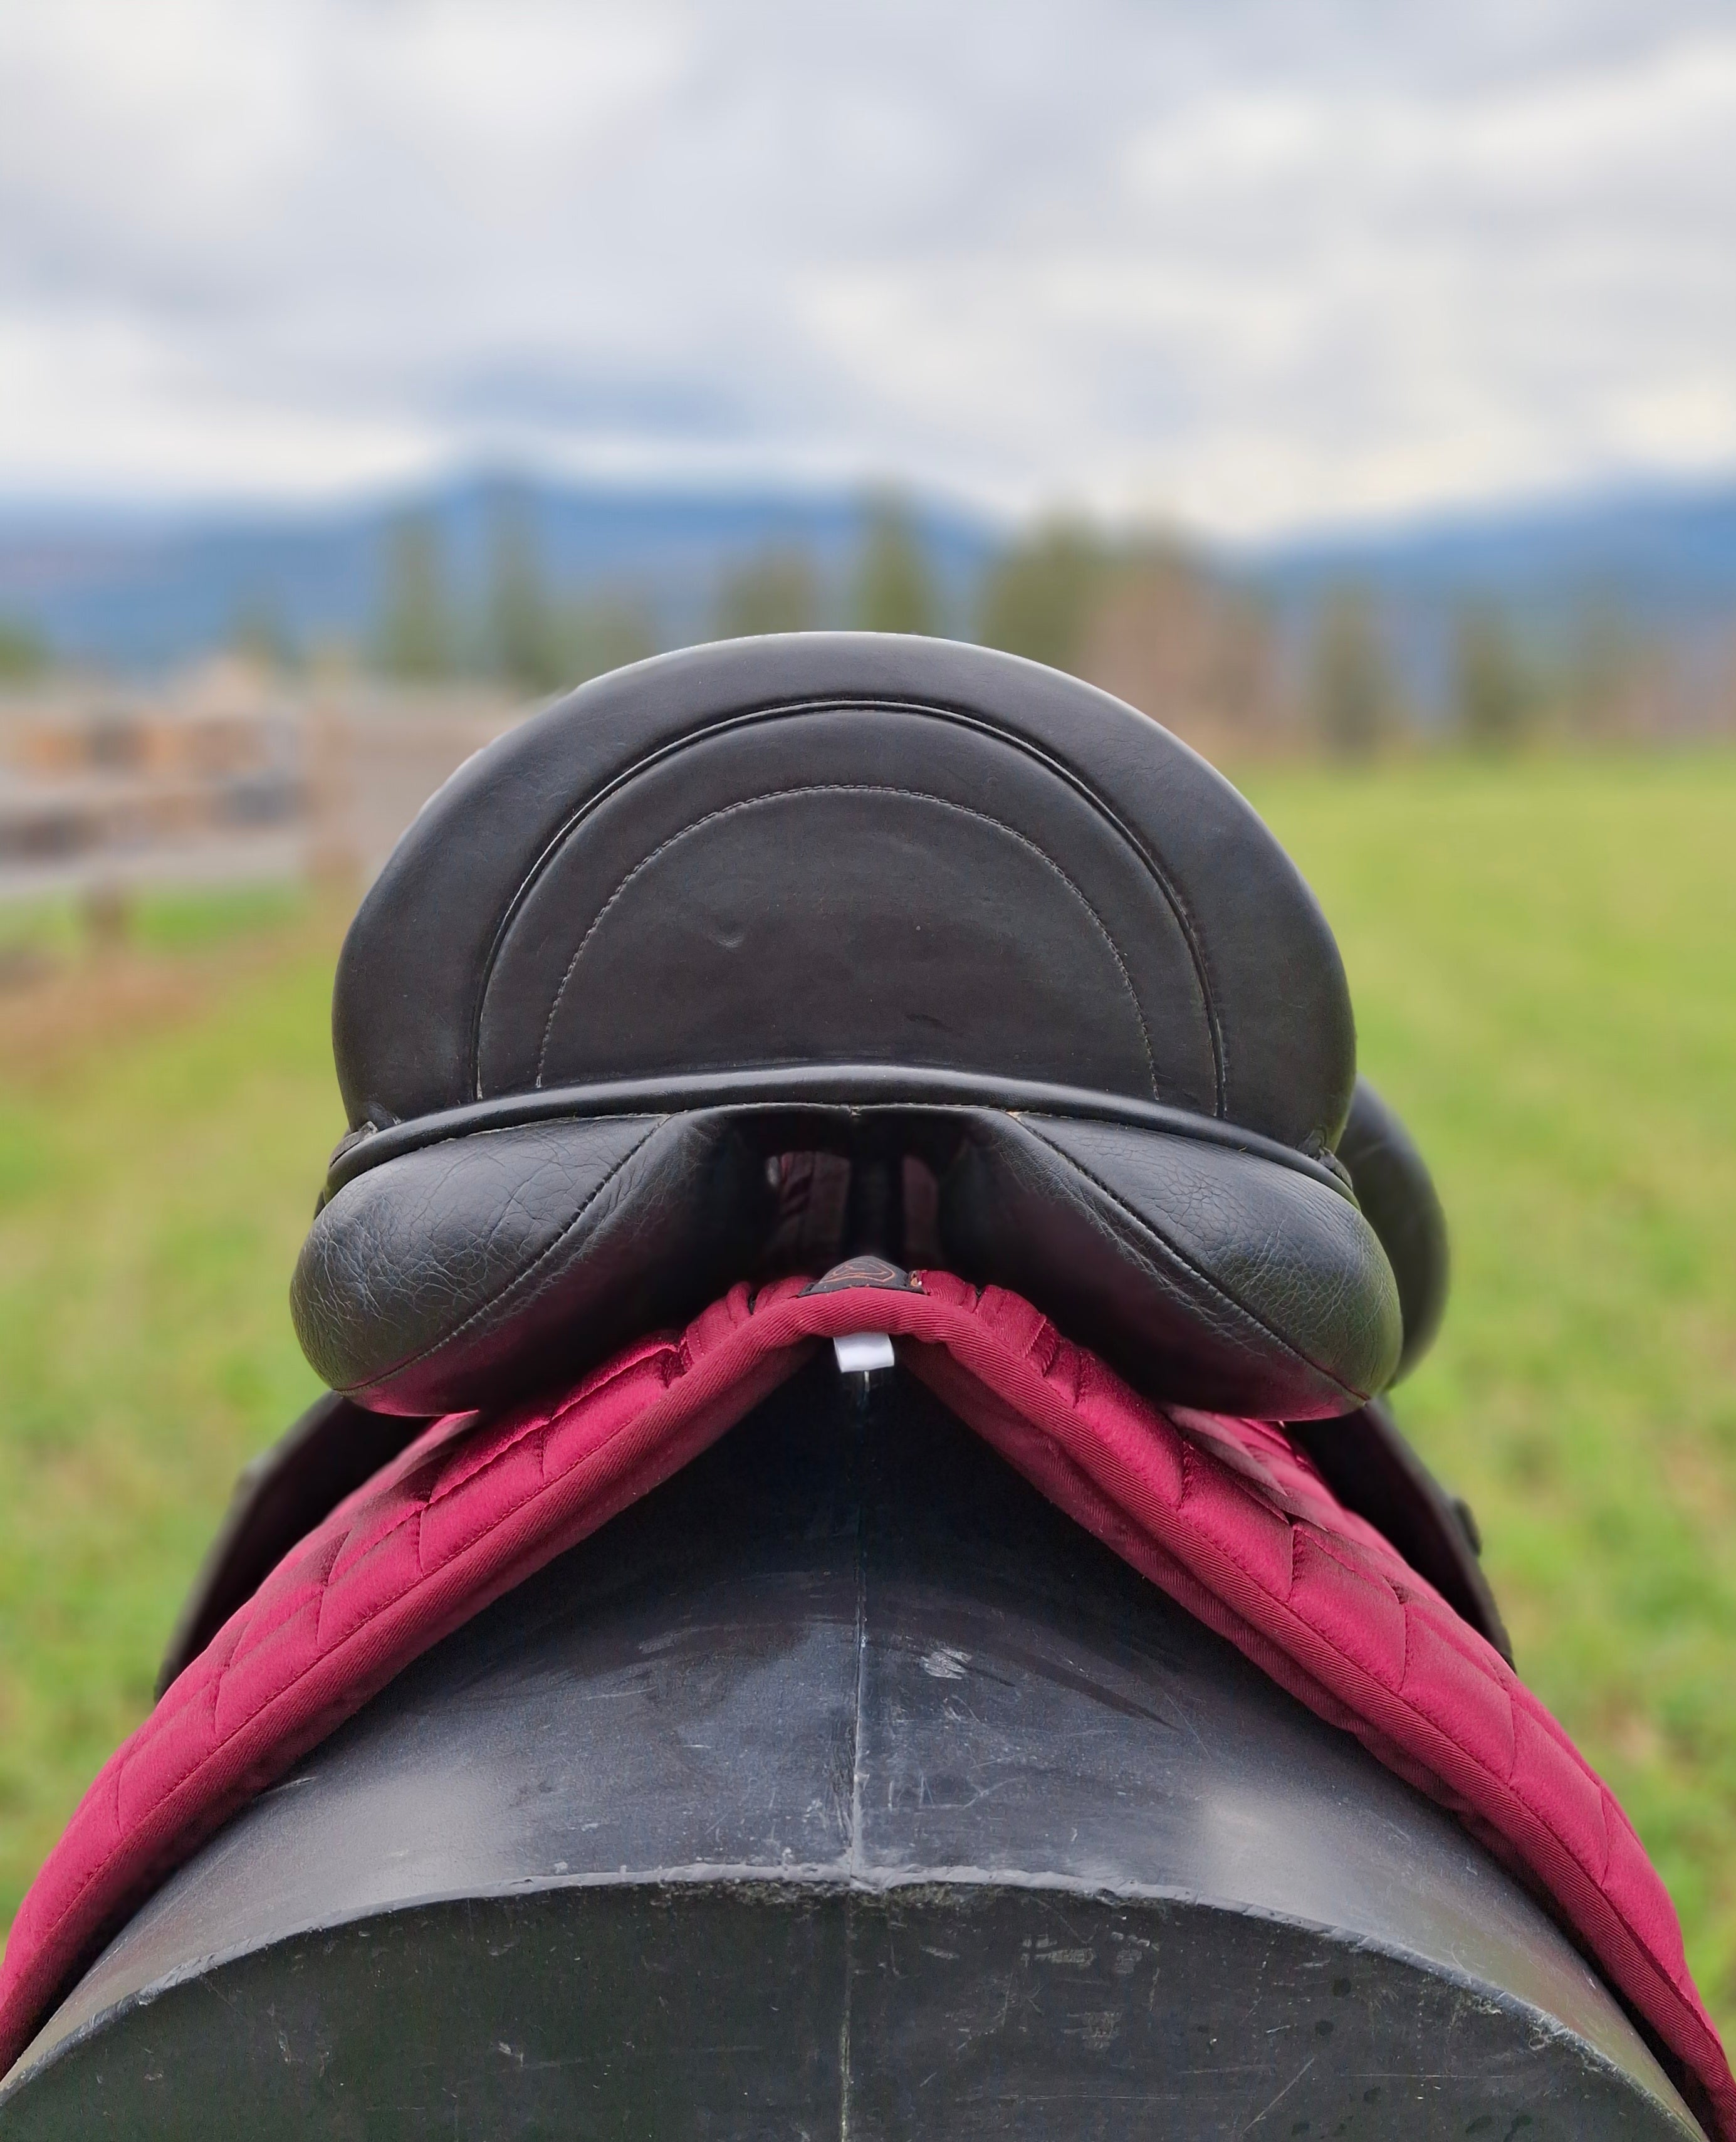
[3,1365,1698,2141]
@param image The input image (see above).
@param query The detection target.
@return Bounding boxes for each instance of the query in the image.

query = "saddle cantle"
[292,633,1411,1420]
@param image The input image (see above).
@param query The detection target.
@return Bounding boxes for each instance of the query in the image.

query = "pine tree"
[714,549,820,639]
[376,512,453,680]
[559,598,658,685]
[1455,604,1534,750]
[1310,587,1395,758]
[976,524,1106,675]
[852,495,939,635]
[486,493,561,692]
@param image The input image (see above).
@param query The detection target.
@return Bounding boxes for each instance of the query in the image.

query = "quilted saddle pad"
[2,1271,1730,2141]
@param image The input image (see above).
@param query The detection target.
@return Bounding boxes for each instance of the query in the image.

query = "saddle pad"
[3,1274,1730,2138]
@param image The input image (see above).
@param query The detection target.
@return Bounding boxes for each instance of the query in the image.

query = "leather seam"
[526,782,1166,1100]
[340,1120,666,1395]
[1016,1120,1371,1404]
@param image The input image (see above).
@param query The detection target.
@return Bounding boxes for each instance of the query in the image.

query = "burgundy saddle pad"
[1,1271,1730,2138]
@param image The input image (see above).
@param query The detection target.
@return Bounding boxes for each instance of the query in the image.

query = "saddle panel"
[216,1069,1456,1698]
[293,1111,771,1414]
[176,1126,1480,1704]
[295,1099,1399,1420]
[1336,1073,1450,1379]
[937,1109,1401,1415]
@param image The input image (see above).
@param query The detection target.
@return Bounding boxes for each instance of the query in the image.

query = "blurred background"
[2,0,1733,2036]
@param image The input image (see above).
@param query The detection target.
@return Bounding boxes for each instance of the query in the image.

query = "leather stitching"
[529,784,1166,1100]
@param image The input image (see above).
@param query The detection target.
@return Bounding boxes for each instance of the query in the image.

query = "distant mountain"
[1247,481,1736,626]
[1,466,1732,681]
[0,473,1002,673]
[1239,479,1736,716]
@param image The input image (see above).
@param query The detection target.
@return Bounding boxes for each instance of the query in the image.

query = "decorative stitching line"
[458,696,1230,1116]
[181,1345,688,1782]
[948,1342,1722,2082]
[528,783,1166,1100]
[25,1342,694,1967]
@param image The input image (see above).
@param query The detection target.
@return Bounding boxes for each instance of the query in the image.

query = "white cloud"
[0,0,1731,533]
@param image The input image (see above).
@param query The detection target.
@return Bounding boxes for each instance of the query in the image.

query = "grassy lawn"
[0,893,342,1913]
[1247,750,1736,2027]
[1,753,1733,2037]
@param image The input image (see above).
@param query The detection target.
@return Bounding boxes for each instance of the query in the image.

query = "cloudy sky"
[1,0,1732,536]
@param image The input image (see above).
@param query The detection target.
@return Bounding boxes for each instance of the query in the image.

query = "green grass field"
[2,753,1734,2035]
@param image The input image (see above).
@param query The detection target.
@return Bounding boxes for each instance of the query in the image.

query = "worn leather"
[1336,1077,1450,1380]
[293,1114,772,1415]
[478,706,1219,1115]
[941,1111,1402,1417]
[333,637,1355,1152]
[293,635,1430,1424]
[295,1100,1399,1420]
[177,1112,1462,1692]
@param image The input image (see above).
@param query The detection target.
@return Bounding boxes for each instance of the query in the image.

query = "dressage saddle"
[18,634,1736,2141]
[157,632,1498,1686]
[297,632,1430,1414]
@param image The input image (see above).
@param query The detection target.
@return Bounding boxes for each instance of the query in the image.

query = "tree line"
[374,493,944,695]
[1303,585,1683,755]
[1,486,1703,757]
[374,497,1697,751]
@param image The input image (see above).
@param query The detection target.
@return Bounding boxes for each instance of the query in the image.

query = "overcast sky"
[1,0,1732,536]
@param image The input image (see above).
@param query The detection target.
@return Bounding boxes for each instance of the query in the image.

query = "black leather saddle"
[165,633,1505,1692]
[294,633,1433,1419]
